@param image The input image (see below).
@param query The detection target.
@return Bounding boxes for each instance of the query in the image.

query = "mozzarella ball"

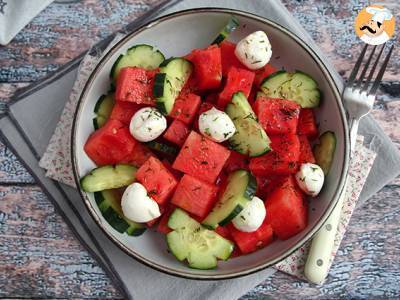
[198,107,236,142]
[235,31,272,70]
[121,182,161,223]
[295,163,325,197]
[232,196,266,232]
[129,107,167,142]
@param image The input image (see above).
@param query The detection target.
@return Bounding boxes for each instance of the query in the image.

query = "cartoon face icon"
[355,6,395,45]
[360,19,386,37]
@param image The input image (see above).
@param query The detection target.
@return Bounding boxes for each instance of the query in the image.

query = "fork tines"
[346,43,394,96]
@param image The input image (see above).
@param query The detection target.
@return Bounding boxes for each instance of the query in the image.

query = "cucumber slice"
[93,94,114,129]
[202,170,257,229]
[110,44,165,81]
[226,92,271,157]
[94,190,146,236]
[211,16,240,45]
[166,208,233,269]
[225,92,256,121]
[80,165,137,192]
[313,131,336,175]
[260,71,321,108]
[146,141,178,156]
[153,58,193,115]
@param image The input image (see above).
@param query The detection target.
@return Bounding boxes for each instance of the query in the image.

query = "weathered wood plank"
[240,184,400,299]
[0,186,119,298]
[0,0,164,83]
[0,141,34,183]
[283,0,399,81]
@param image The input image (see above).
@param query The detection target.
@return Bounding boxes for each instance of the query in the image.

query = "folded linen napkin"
[0,0,54,45]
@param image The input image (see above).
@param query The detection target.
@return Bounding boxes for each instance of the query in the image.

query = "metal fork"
[304,43,394,284]
[343,43,394,156]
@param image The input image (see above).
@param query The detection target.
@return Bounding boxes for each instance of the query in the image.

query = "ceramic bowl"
[71,8,349,279]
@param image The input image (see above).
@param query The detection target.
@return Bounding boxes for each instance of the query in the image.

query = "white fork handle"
[304,117,358,284]
[349,118,360,157]
[304,184,346,284]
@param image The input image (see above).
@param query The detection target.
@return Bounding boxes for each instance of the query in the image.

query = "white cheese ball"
[232,196,266,232]
[295,163,325,197]
[121,182,161,223]
[198,107,236,142]
[235,31,272,70]
[129,107,167,142]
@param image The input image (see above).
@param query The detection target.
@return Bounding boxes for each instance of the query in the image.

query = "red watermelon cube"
[188,45,222,90]
[227,217,274,254]
[298,134,316,164]
[163,119,190,146]
[171,174,218,218]
[120,142,155,168]
[298,108,319,139]
[136,157,178,205]
[84,119,137,166]
[224,151,249,173]
[172,131,231,184]
[265,176,307,240]
[115,67,156,105]
[220,41,247,75]
[218,66,255,109]
[254,97,300,134]
[256,175,286,199]
[110,101,143,125]
[170,93,201,125]
[249,134,300,176]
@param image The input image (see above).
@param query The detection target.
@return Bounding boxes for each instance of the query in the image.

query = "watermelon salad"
[80,16,337,270]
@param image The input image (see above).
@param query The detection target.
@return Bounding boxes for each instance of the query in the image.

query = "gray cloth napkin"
[0,0,54,45]
[1,0,400,299]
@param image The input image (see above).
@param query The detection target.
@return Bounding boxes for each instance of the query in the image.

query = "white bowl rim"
[71,7,350,280]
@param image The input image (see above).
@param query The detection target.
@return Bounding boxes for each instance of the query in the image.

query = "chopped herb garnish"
[310,167,319,172]
[223,131,232,138]
[213,117,219,122]
[148,190,157,196]
[252,60,262,64]
[240,215,246,221]
[200,161,208,165]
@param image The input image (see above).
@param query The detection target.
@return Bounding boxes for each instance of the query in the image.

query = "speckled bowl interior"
[72,8,349,279]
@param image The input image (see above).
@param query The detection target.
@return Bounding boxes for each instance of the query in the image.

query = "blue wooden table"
[0,0,399,298]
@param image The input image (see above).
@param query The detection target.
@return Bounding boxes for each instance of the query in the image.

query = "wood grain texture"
[0,0,399,299]
[0,186,119,298]
[241,185,400,300]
